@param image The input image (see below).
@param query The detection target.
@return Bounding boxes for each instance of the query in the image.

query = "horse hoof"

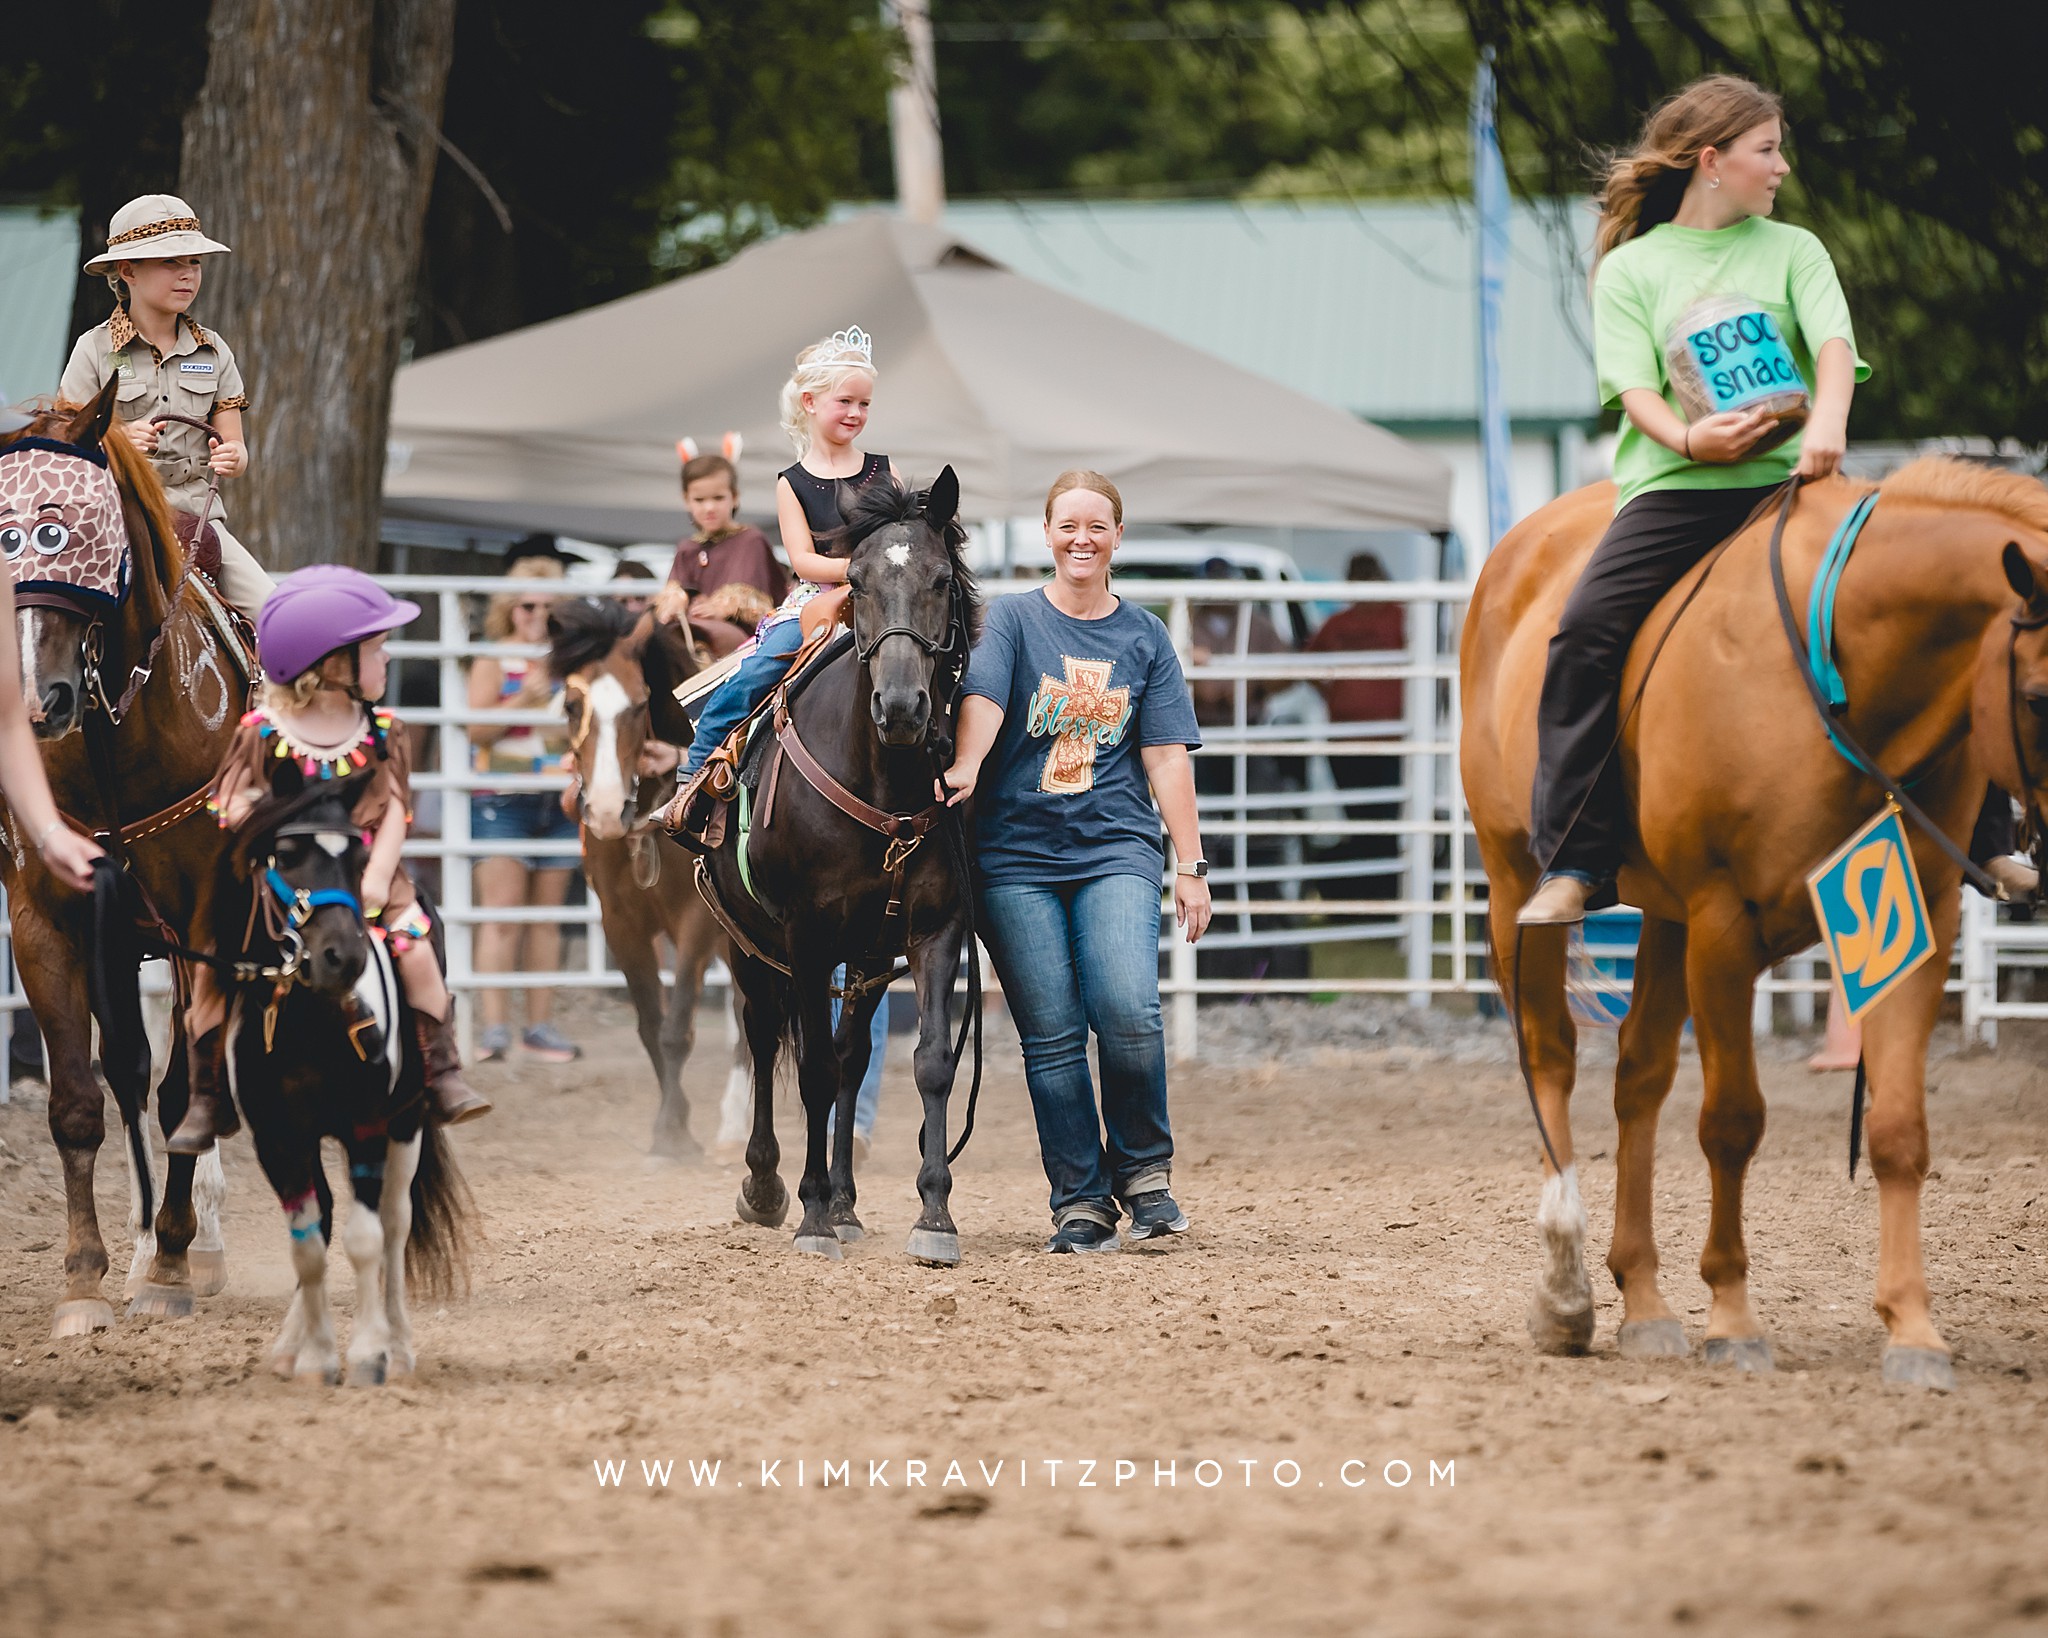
[735,1185,789,1229]
[650,1132,705,1164]
[188,1248,229,1298]
[793,1234,843,1260]
[126,1283,195,1321]
[906,1229,962,1267]
[1882,1346,1955,1392]
[346,1355,388,1389]
[51,1299,115,1339]
[387,1352,416,1382]
[1617,1319,1690,1359]
[831,1219,865,1243]
[297,1363,343,1388]
[1701,1335,1774,1373]
[1526,1292,1594,1356]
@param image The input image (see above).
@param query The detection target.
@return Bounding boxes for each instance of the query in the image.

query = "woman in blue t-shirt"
[942,470,1211,1253]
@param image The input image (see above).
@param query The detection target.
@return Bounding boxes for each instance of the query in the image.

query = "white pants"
[208,520,274,620]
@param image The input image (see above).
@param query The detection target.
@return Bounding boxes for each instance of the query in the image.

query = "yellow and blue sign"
[1806,804,1935,1022]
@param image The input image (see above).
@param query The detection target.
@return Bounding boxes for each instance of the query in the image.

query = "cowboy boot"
[660,757,727,850]
[166,1026,238,1155]
[417,1008,491,1125]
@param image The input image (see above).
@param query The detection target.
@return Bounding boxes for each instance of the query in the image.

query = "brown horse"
[1462,460,2048,1390]
[550,597,745,1159]
[1,383,251,1337]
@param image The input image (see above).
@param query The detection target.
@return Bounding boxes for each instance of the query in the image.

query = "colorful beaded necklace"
[244,704,394,780]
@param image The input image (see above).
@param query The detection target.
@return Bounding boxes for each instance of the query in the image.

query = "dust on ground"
[2,994,2045,1637]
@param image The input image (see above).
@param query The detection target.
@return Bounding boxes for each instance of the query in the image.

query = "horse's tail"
[404,1118,475,1303]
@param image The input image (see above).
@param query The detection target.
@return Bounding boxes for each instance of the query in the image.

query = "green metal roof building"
[936,198,1605,557]
[0,207,82,405]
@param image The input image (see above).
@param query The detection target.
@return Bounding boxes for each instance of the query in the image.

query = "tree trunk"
[180,0,457,569]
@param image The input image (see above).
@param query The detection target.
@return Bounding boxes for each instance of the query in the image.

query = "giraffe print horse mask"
[0,437,132,609]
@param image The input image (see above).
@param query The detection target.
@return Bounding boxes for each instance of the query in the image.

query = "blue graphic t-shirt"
[962,588,1201,886]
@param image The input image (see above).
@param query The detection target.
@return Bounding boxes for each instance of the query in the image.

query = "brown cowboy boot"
[660,754,733,851]
[166,1026,238,1154]
[417,1008,491,1125]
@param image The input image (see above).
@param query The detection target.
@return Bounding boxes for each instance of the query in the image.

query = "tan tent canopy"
[384,214,1451,543]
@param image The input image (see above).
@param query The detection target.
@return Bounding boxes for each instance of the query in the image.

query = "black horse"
[218,772,472,1384]
[659,469,982,1264]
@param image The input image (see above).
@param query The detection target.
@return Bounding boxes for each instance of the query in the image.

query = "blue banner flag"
[1806,803,1937,1022]
[1470,49,1513,556]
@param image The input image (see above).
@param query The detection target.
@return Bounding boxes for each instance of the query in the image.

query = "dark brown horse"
[1462,462,2048,1389]
[550,598,746,1159]
[1,383,251,1337]
[678,470,980,1264]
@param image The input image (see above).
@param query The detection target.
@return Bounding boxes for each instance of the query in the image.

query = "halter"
[2005,600,2048,862]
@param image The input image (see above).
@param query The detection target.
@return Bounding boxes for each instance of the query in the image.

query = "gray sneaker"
[1044,1216,1121,1254]
[1125,1190,1190,1242]
[520,1022,581,1063]
[477,1024,513,1063]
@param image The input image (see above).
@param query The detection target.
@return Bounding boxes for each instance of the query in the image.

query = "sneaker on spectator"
[519,1022,581,1063]
[477,1024,513,1063]
[1043,1215,1121,1254]
[1125,1189,1190,1242]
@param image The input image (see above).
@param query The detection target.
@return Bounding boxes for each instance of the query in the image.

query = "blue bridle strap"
[264,866,362,922]
[1806,489,1880,725]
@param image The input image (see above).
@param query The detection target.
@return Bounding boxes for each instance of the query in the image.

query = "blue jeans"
[684,618,804,776]
[827,966,888,1141]
[979,873,1173,1225]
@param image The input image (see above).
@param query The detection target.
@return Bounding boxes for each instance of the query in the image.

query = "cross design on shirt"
[1028,656,1131,795]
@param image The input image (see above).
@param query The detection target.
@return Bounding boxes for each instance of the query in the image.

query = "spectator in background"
[467,554,582,1064]
[1188,555,1288,729]
[1304,551,1409,907]
[656,451,788,657]
[614,557,657,619]
[1305,551,1406,724]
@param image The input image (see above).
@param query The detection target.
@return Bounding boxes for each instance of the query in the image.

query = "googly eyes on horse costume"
[0,434,134,608]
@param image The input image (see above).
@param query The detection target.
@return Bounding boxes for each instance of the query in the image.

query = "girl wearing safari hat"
[58,193,273,619]
[167,566,490,1155]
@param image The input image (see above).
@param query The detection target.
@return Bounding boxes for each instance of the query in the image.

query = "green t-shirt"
[1594,215,1870,510]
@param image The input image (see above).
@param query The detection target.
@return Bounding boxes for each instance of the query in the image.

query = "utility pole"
[887,0,945,225]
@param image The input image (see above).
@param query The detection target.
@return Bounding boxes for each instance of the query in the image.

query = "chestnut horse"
[1463,460,2048,1390]
[1,383,250,1337]
[549,597,746,1159]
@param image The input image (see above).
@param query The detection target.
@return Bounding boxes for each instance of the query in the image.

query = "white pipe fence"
[3,570,2044,1100]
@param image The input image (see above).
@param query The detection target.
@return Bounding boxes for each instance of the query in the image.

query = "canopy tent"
[383,213,1451,544]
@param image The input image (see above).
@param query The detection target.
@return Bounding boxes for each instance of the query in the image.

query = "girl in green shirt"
[1521,75,1865,925]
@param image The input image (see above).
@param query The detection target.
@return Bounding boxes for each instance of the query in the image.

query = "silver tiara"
[821,324,873,368]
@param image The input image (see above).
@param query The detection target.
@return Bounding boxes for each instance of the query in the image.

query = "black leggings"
[1530,485,1778,880]
[1529,483,2021,883]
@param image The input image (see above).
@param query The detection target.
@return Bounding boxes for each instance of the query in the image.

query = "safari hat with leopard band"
[82,194,232,275]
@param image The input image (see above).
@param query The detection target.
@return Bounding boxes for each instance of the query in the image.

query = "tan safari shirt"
[59,309,249,517]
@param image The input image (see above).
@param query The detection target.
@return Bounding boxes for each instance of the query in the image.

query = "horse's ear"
[924,465,959,528]
[2003,542,2048,612]
[61,378,119,451]
[641,621,698,746]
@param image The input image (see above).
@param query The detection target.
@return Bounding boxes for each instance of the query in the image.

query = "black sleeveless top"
[779,452,889,547]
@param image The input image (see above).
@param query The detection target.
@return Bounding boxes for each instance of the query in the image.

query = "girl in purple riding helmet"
[167,566,490,1154]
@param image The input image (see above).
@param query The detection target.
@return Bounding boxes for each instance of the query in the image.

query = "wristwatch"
[1175,858,1209,879]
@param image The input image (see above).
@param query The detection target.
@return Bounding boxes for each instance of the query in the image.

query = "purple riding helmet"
[256,565,421,683]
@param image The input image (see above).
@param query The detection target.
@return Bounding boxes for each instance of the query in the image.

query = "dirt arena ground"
[2,993,2046,1637]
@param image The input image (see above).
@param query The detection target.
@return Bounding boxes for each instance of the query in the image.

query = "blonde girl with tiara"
[668,326,897,800]
[166,568,490,1154]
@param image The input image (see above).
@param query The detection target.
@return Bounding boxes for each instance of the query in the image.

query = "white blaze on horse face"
[581,671,632,841]
[18,610,42,720]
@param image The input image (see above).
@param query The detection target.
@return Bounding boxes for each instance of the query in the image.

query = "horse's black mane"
[547,595,638,677]
[840,476,984,641]
[230,772,373,872]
